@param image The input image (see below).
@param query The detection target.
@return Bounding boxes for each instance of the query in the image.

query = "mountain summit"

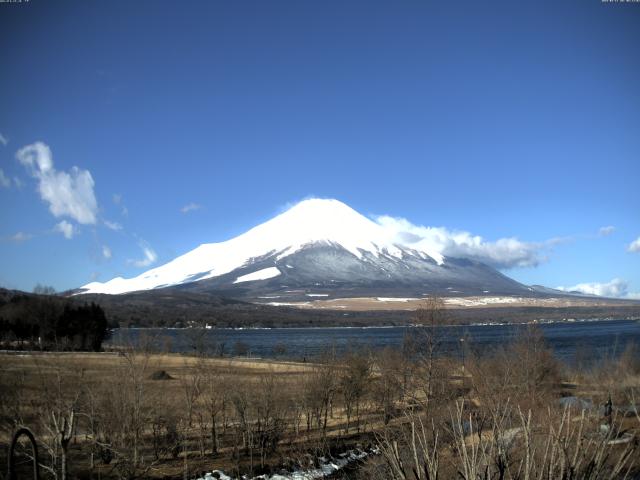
[79,199,530,299]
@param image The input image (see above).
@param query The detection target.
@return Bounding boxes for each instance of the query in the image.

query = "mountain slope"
[79,199,532,299]
[177,243,531,300]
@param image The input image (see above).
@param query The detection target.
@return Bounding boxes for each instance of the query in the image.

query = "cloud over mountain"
[128,242,157,268]
[375,215,546,269]
[556,278,637,298]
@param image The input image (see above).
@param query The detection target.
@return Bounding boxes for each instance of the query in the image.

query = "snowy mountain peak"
[79,199,442,295]
[244,198,399,259]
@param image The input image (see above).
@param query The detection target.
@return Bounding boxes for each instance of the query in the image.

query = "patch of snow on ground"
[266,302,311,307]
[195,448,374,480]
[376,297,420,302]
[233,267,281,284]
[444,296,524,307]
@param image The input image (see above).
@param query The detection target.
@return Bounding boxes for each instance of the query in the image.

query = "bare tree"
[200,360,227,455]
[33,284,56,295]
[303,351,338,437]
[339,349,371,433]
[31,360,82,480]
[372,348,403,425]
[180,358,202,428]
[413,295,449,409]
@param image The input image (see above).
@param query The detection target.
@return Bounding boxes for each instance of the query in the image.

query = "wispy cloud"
[128,242,157,268]
[598,226,615,237]
[8,232,32,243]
[375,215,553,269]
[181,202,202,214]
[112,193,128,216]
[556,278,638,299]
[0,169,10,188]
[102,245,112,259]
[628,236,640,253]
[104,220,123,231]
[16,142,98,224]
[54,220,76,239]
[0,133,8,146]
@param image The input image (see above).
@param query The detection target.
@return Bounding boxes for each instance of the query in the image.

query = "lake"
[106,318,640,365]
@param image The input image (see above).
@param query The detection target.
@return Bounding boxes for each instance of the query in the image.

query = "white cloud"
[375,215,548,269]
[628,237,640,253]
[102,245,112,259]
[8,232,32,243]
[556,278,638,298]
[13,176,23,188]
[598,226,615,237]
[16,142,98,224]
[54,220,76,239]
[181,202,202,214]
[104,220,122,231]
[0,133,7,146]
[0,168,10,188]
[128,242,157,268]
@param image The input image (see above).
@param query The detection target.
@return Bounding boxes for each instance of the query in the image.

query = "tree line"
[0,291,112,351]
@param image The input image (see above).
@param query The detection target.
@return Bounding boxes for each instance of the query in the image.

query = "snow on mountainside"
[79,199,445,295]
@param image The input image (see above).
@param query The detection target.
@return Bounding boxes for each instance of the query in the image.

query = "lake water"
[106,318,640,365]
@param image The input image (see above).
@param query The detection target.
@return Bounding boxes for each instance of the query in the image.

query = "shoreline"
[108,316,640,332]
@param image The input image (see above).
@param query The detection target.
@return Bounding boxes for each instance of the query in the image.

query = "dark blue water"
[106,319,640,364]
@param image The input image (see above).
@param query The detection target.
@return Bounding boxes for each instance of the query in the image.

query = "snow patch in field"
[444,296,523,306]
[376,297,419,302]
[196,448,373,480]
[266,301,311,307]
[233,267,281,284]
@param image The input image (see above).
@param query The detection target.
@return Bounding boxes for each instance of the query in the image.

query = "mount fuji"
[78,199,533,300]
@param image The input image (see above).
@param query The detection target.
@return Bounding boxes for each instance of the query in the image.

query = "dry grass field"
[0,350,380,479]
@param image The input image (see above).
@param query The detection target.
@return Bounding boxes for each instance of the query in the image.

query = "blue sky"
[1,0,639,296]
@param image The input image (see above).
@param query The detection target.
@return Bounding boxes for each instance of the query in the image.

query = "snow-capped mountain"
[79,199,531,299]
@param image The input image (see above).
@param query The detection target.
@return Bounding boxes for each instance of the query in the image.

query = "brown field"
[0,350,377,479]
